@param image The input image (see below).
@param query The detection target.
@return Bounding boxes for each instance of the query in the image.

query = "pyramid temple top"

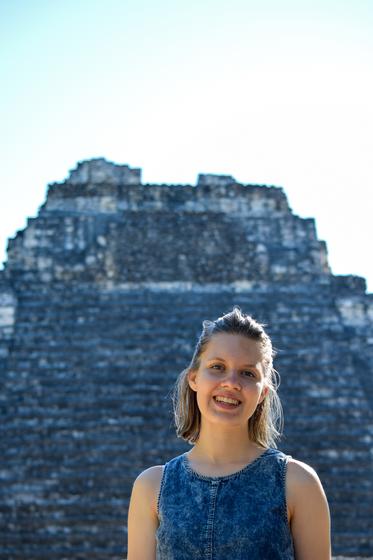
[67,158,142,186]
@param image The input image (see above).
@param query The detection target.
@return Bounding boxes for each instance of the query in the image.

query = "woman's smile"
[213,395,242,410]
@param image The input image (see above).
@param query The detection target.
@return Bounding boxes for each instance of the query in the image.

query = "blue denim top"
[156,447,295,560]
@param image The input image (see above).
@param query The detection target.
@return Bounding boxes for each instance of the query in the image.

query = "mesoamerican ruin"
[1,158,372,559]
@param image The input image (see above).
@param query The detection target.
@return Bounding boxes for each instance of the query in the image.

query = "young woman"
[127,307,331,559]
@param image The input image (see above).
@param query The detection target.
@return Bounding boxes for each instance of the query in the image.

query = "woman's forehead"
[202,332,264,363]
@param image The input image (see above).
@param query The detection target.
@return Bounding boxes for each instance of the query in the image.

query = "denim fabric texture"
[156,448,295,560]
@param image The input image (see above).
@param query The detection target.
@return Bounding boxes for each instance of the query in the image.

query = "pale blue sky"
[1,0,372,290]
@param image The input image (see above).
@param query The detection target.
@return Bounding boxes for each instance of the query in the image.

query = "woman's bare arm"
[127,465,163,560]
[287,459,331,560]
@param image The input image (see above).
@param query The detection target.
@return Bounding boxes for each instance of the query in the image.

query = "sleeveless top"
[156,448,295,560]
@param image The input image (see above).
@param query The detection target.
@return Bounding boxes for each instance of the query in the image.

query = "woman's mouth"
[213,396,241,409]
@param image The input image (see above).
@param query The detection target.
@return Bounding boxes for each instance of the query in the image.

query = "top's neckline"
[181,447,275,481]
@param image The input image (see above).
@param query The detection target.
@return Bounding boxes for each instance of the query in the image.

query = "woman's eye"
[210,364,223,371]
[242,370,255,378]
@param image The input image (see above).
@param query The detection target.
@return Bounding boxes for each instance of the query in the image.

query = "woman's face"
[188,333,268,430]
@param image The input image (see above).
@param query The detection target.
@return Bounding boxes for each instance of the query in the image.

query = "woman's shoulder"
[285,457,329,520]
[285,458,331,557]
[132,465,165,516]
[135,464,165,485]
[286,457,323,488]
[134,465,164,489]
[132,452,188,512]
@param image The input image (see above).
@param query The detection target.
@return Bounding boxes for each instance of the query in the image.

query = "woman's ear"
[259,385,269,404]
[188,370,198,392]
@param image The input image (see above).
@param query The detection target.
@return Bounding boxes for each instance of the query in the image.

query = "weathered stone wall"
[1,158,372,559]
[0,274,16,371]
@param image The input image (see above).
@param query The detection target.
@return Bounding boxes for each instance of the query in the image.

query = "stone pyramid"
[1,158,372,559]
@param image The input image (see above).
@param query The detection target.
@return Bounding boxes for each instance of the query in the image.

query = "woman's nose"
[220,369,241,388]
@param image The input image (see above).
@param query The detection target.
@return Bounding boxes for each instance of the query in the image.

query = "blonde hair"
[172,307,283,448]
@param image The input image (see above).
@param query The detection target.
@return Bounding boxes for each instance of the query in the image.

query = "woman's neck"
[189,423,265,466]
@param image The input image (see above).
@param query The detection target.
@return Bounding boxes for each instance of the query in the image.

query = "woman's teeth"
[214,396,240,405]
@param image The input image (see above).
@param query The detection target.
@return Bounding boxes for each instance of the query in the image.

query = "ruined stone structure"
[1,158,372,559]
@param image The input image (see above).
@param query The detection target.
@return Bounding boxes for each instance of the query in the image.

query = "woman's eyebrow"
[207,356,259,368]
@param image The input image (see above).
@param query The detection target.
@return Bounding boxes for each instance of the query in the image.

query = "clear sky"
[1,0,372,291]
